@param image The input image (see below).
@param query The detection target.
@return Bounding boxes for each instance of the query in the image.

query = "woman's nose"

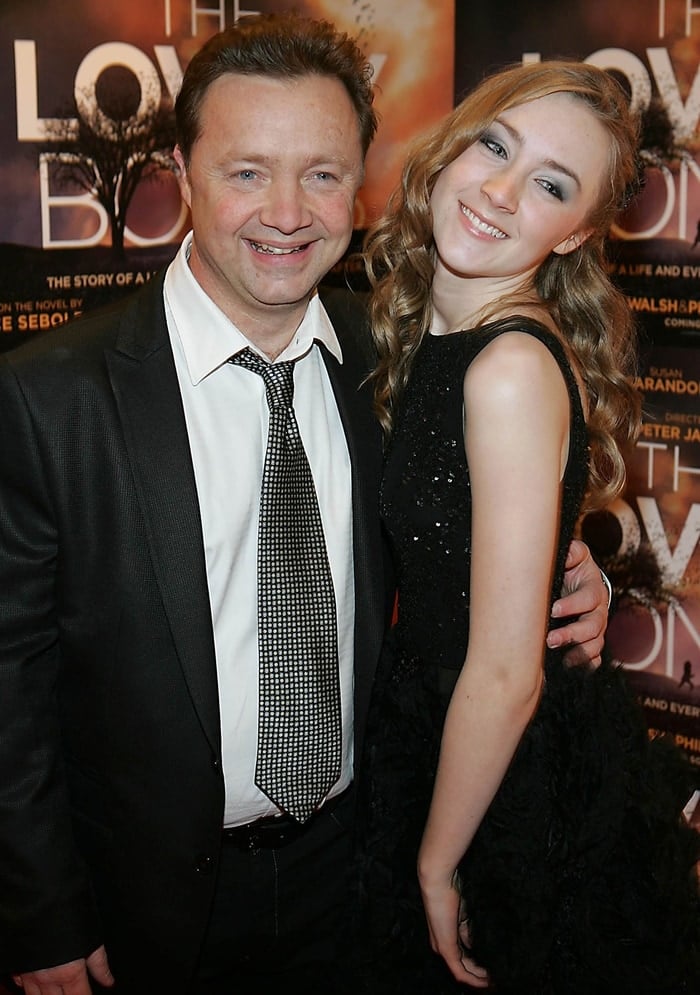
[481,169,519,213]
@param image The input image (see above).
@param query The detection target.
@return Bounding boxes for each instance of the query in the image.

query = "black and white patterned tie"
[229,347,341,823]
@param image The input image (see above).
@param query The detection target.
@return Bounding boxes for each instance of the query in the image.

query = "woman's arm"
[417,332,571,985]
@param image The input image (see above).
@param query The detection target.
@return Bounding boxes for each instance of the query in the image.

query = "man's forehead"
[196,72,364,159]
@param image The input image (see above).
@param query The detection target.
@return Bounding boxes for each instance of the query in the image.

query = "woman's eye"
[480,135,507,158]
[537,178,564,201]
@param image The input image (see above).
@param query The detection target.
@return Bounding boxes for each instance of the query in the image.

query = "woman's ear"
[552,228,593,256]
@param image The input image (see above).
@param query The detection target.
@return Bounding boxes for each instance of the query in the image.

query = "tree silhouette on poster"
[40,67,176,259]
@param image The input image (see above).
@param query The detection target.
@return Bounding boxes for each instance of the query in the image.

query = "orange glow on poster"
[286,0,455,225]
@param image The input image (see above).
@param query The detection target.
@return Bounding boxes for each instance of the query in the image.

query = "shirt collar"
[163,232,343,386]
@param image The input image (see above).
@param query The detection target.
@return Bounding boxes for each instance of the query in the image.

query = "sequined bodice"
[380,318,589,674]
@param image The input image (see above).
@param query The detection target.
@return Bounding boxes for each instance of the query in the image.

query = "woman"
[357,61,700,993]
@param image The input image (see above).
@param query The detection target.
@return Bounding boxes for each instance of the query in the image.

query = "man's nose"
[259,179,313,233]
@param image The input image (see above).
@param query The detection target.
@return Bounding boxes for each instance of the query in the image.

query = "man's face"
[174,72,364,339]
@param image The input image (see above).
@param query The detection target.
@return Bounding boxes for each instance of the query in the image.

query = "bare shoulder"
[464,329,568,413]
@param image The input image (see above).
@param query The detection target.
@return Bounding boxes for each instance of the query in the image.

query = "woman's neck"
[429,267,538,336]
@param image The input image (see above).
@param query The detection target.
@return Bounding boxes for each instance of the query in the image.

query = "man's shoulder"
[318,285,375,369]
[318,285,368,324]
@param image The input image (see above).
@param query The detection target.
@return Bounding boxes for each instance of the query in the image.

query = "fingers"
[555,540,608,632]
[547,604,605,666]
[457,918,490,987]
[422,877,492,988]
[86,946,115,988]
[564,537,589,569]
[11,971,90,995]
[547,613,605,651]
[11,950,110,995]
[458,953,491,987]
[442,943,489,987]
[436,942,489,987]
[563,645,602,668]
[548,564,607,669]
[551,582,600,620]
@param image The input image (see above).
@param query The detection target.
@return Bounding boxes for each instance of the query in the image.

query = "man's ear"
[173,145,192,208]
[552,227,593,256]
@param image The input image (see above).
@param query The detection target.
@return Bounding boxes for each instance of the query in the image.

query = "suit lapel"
[317,293,387,761]
[105,275,221,755]
[101,279,386,763]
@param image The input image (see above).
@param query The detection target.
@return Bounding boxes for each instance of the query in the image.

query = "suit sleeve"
[0,353,102,973]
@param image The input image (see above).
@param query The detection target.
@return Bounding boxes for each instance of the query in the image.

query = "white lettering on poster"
[603,495,700,674]
[523,44,700,240]
[13,31,387,250]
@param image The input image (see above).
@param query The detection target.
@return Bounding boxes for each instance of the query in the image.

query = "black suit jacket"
[0,273,387,990]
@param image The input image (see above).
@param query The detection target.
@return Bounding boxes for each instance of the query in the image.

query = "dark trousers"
[190,801,354,994]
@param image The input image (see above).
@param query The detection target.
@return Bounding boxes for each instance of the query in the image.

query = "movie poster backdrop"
[0,0,454,350]
[1,0,699,823]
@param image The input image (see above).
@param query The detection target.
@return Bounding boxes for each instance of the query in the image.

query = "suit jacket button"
[195,854,214,874]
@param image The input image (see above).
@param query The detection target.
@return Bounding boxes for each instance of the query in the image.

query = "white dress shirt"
[163,233,355,826]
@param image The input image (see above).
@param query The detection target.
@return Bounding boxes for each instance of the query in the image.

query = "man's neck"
[234,305,310,361]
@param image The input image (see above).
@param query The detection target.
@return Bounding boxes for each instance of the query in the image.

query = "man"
[0,14,608,994]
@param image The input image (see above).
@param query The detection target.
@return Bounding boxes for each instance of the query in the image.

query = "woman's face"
[429,91,611,290]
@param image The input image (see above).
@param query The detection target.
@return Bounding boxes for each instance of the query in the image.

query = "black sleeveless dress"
[354,319,700,994]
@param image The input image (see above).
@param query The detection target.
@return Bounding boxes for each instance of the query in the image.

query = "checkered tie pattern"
[229,347,342,823]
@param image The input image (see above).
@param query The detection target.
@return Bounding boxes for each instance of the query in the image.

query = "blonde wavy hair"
[366,60,642,511]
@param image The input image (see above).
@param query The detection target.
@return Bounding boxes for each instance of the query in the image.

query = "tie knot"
[229,347,294,410]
